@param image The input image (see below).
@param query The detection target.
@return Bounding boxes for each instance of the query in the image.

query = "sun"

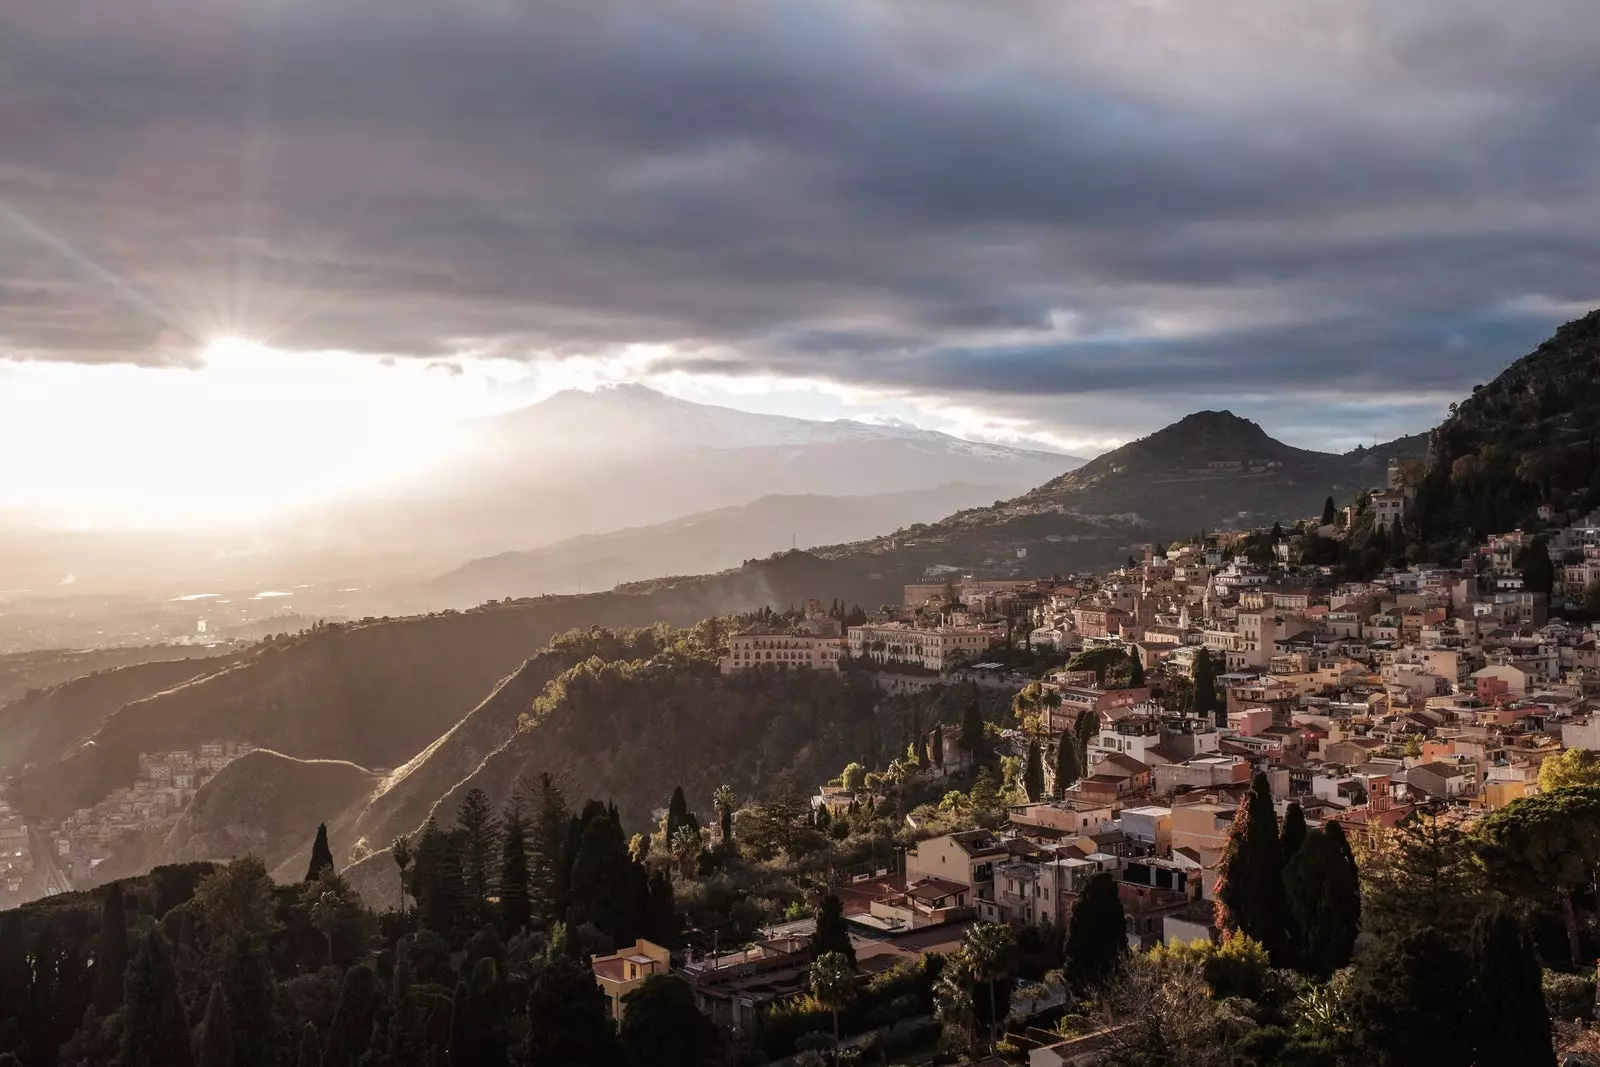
[202,336,280,377]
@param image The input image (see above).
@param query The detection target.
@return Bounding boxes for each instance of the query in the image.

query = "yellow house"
[591,939,671,1021]
[1481,779,1536,810]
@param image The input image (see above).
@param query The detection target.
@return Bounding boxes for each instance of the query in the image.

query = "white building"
[719,631,843,674]
[846,623,993,671]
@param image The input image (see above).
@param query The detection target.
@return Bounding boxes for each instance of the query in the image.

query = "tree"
[1347,928,1474,1067]
[665,785,698,843]
[115,932,192,1067]
[933,962,976,1057]
[669,824,704,879]
[1362,809,1486,945]
[1054,739,1080,798]
[1471,909,1555,1067]
[449,958,508,1067]
[1192,648,1220,726]
[1126,647,1145,687]
[1283,826,1360,978]
[304,823,335,883]
[839,762,866,794]
[525,945,623,1067]
[93,881,130,1014]
[712,785,737,844]
[570,807,645,943]
[190,858,280,969]
[499,799,532,936]
[619,975,723,1067]
[961,923,1014,1051]
[222,937,276,1067]
[527,773,570,927]
[1073,710,1098,773]
[390,835,413,917]
[1321,496,1338,526]
[324,965,380,1067]
[1214,773,1289,964]
[456,787,500,918]
[808,952,855,1063]
[961,696,987,762]
[1023,740,1044,803]
[195,984,234,1067]
[1477,786,1600,965]
[811,895,855,968]
[294,1024,320,1067]
[1279,802,1307,866]
[412,817,466,940]
[1521,535,1556,595]
[1064,872,1125,990]
[931,723,944,768]
[1538,747,1600,792]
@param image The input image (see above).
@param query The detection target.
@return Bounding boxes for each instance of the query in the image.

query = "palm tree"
[713,785,738,844]
[670,824,705,878]
[391,834,412,916]
[309,890,340,966]
[808,950,855,1062]
[962,922,1016,1050]
[933,965,976,1057]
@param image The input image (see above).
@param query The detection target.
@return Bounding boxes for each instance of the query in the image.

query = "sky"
[3,0,1600,525]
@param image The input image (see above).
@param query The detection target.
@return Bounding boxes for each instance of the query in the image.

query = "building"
[590,939,671,1021]
[720,630,843,673]
[847,623,993,671]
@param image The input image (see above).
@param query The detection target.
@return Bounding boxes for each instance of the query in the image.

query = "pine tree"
[811,895,855,968]
[305,824,335,884]
[1363,809,1486,944]
[324,965,380,1067]
[1470,909,1555,1067]
[1321,496,1338,526]
[195,984,234,1067]
[115,932,193,1067]
[527,774,570,928]
[1023,740,1044,802]
[931,723,944,769]
[93,882,130,1014]
[455,788,499,920]
[449,959,508,1067]
[1283,827,1361,978]
[1054,739,1080,797]
[1126,648,1145,687]
[1064,872,1125,990]
[222,936,276,1067]
[1214,774,1289,964]
[412,818,466,940]
[499,799,532,937]
[1192,648,1221,726]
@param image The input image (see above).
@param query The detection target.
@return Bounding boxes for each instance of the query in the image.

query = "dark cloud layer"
[2,0,1599,446]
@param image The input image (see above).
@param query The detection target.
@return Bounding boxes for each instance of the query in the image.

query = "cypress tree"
[1279,802,1308,866]
[295,1022,321,1067]
[93,882,130,1013]
[1023,740,1045,802]
[1192,648,1221,726]
[1054,739,1080,797]
[1471,910,1555,1067]
[1064,872,1126,990]
[811,895,855,968]
[1073,710,1098,771]
[665,786,692,841]
[569,812,641,944]
[499,800,532,937]
[931,723,944,769]
[1126,647,1145,687]
[525,949,622,1067]
[456,788,499,919]
[1284,827,1361,978]
[449,958,508,1067]
[1215,774,1289,964]
[305,824,335,884]
[195,984,234,1067]
[1321,496,1338,526]
[961,696,986,762]
[324,965,380,1067]
[222,936,275,1067]
[115,932,193,1067]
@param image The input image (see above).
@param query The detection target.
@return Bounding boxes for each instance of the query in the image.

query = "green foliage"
[1361,810,1485,946]
[1023,740,1044,803]
[1521,536,1556,595]
[1065,872,1125,990]
[323,964,379,1067]
[449,958,508,1067]
[191,858,280,971]
[1477,785,1600,964]
[1053,738,1080,797]
[1471,909,1556,1067]
[498,798,532,937]
[92,882,130,1013]
[195,984,234,1067]
[1215,774,1289,964]
[115,931,192,1067]
[412,817,466,941]
[1283,826,1360,979]
[1192,648,1220,724]
[222,936,276,1067]
[454,788,500,921]
[619,975,723,1067]
[812,895,856,968]
[525,943,623,1067]
[1347,928,1474,1067]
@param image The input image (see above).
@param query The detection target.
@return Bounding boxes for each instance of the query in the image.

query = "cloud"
[1,0,1598,448]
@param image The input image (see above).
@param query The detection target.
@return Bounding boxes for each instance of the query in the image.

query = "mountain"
[424,480,1028,605]
[1414,308,1600,546]
[809,410,1428,577]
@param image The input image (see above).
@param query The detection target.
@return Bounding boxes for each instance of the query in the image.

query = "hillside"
[1415,307,1600,547]
[813,411,1427,577]
[1,551,899,823]
[0,644,229,705]
[149,750,380,882]
[0,654,241,779]
[424,480,1026,605]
